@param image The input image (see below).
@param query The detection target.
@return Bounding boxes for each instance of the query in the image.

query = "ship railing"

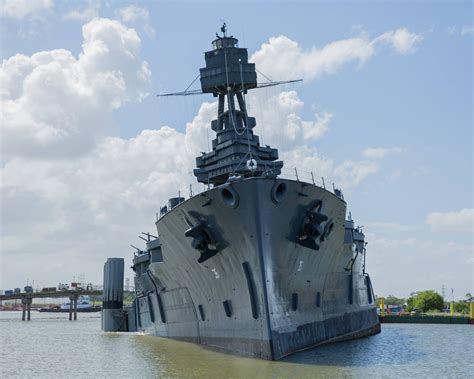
[279,167,327,188]
[168,167,343,211]
[280,167,344,199]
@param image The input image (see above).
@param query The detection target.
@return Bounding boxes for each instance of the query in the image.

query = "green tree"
[406,290,444,312]
[375,295,405,307]
[406,296,416,311]
[384,295,405,306]
[453,301,469,314]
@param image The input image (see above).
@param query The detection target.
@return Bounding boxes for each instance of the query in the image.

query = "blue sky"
[0,1,472,299]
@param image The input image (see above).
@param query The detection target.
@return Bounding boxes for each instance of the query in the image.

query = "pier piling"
[73,297,77,321]
[0,288,103,322]
[27,298,31,321]
[21,299,26,321]
[69,296,73,321]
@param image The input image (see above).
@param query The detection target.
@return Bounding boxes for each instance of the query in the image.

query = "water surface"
[1,312,472,378]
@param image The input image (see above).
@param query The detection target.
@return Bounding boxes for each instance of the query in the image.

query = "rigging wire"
[256,68,274,83]
[184,74,201,92]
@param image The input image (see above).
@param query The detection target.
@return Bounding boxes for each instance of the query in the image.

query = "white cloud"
[333,160,379,189]
[115,4,155,37]
[0,105,213,288]
[116,4,148,23]
[446,26,457,35]
[0,18,151,159]
[0,81,373,287]
[251,27,422,81]
[367,222,418,233]
[302,111,332,140]
[375,28,423,54]
[248,90,332,147]
[244,90,377,190]
[426,208,474,232]
[251,34,374,81]
[446,25,473,37]
[362,146,404,159]
[280,146,379,190]
[369,235,418,251]
[366,230,473,298]
[0,26,422,288]
[63,1,99,22]
[0,0,52,19]
[461,25,474,36]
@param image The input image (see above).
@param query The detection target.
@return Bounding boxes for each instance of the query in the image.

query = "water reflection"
[136,334,341,378]
[1,313,472,378]
[285,325,425,367]
[131,324,472,378]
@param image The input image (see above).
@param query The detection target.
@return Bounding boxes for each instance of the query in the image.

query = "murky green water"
[0,311,472,378]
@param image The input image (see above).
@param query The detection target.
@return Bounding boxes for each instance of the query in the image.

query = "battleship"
[102,25,381,360]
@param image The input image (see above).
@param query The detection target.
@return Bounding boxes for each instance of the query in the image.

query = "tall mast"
[193,25,283,186]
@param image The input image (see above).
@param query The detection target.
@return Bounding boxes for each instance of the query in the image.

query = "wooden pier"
[0,290,102,321]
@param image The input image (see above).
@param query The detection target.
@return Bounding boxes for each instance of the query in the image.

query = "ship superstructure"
[102,25,380,360]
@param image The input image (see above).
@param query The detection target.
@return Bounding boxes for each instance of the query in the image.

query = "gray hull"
[134,178,380,360]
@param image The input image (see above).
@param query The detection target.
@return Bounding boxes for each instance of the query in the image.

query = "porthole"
[271,182,287,204]
[219,185,239,208]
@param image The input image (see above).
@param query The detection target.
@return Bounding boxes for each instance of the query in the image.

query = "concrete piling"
[21,299,26,321]
[0,288,102,322]
[69,296,73,321]
[73,297,77,321]
[26,298,31,321]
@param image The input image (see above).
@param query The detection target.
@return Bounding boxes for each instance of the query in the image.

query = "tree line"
[376,291,472,314]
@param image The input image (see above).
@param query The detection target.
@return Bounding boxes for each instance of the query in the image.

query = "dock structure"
[0,290,102,321]
[378,297,474,325]
[21,297,32,321]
